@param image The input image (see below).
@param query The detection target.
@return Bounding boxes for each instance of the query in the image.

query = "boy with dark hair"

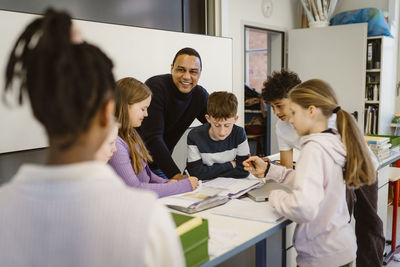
[186,91,249,180]
[262,69,302,168]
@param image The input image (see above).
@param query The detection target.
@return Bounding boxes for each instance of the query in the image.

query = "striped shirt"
[186,123,250,180]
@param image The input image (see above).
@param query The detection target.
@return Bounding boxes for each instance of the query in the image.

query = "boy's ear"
[234,115,239,122]
[205,114,210,122]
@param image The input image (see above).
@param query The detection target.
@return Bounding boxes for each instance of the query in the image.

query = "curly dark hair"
[261,69,301,103]
[4,8,116,149]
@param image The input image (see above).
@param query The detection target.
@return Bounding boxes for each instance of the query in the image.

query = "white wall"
[219,0,300,126]
[218,0,400,145]
[333,0,400,118]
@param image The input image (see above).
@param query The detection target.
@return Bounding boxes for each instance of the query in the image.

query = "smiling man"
[139,48,209,180]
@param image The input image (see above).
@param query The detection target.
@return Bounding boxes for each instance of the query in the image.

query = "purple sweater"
[108,136,192,198]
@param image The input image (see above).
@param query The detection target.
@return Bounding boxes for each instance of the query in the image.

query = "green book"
[171,212,210,267]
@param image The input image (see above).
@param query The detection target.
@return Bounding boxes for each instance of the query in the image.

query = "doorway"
[244,26,284,156]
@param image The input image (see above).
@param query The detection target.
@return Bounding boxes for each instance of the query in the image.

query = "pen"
[248,154,257,170]
[184,169,190,177]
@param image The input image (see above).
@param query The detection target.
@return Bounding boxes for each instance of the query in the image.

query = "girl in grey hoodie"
[244,79,376,267]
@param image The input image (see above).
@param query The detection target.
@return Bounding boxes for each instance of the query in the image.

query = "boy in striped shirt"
[186,91,250,180]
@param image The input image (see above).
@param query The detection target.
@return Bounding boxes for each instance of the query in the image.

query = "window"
[245,26,284,92]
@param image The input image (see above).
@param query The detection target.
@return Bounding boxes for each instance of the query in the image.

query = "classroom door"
[288,23,368,131]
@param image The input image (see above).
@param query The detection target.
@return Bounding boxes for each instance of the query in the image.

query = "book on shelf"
[164,178,261,214]
[364,105,379,135]
[364,135,390,145]
[170,212,209,267]
[367,39,381,70]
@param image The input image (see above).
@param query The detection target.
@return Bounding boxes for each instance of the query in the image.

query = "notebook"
[164,178,261,214]
[247,180,291,202]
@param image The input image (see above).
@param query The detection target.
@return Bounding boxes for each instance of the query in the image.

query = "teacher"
[139,47,209,180]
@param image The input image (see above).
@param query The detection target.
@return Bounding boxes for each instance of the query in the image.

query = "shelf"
[391,123,400,128]
[367,36,383,40]
[366,69,381,72]
[365,100,380,104]
[244,109,262,113]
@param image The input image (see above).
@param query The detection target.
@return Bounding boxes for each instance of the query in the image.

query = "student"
[244,79,376,267]
[262,69,304,168]
[186,91,249,180]
[138,47,209,180]
[95,124,118,163]
[0,9,184,267]
[262,70,384,267]
[108,77,198,197]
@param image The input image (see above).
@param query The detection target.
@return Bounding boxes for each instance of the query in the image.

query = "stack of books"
[364,136,391,160]
[171,212,209,267]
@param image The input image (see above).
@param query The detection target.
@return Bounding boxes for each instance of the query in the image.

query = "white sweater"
[267,132,356,267]
[0,162,185,267]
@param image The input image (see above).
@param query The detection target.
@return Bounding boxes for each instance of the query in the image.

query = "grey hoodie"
[267,132,356,267]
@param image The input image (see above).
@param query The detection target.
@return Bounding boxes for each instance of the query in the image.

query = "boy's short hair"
[207,91,237,119]
[262,69,301,103]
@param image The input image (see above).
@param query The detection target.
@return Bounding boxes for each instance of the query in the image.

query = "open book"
[164,178,261,214]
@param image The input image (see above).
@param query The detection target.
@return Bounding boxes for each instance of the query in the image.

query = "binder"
[171,212,210,267]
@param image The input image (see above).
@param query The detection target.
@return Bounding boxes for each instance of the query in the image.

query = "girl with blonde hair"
[244,79,375,267]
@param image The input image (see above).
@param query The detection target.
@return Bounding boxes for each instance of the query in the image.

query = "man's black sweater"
[138,74,208,178]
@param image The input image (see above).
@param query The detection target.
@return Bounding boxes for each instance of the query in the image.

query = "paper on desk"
[204,178,261,198]
[211,199,283,223]
[208,227,237,257]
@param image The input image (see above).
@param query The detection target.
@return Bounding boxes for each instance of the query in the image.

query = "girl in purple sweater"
[108,77,198,197]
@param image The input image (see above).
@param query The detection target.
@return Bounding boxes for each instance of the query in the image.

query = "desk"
[159,197,291,267]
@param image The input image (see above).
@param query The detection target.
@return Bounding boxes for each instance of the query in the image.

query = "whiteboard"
[0,10,233,153]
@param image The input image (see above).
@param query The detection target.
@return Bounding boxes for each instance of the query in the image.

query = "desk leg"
[385,180,400,265]
[256,239,266,267]
[392,181,399,252]
[282,227,286,267]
